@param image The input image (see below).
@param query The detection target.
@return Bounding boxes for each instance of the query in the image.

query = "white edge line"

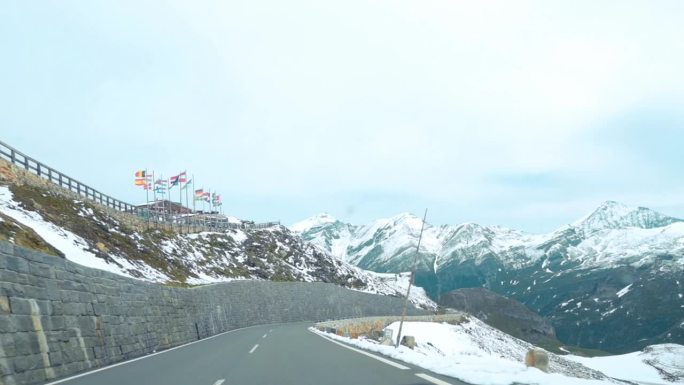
[249,344,259,354]
[415,373,453,385]
[213,380,226,385]
[44,324,268,385]
[310,330,409,370]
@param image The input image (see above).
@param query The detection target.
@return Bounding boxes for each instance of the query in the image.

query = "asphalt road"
[43,322,469,385]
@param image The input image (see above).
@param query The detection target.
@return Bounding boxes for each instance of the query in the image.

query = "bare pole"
[395,208,428,348]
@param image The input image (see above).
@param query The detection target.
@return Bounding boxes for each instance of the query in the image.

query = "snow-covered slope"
[0,184,435,309]
[568,344,684,384]
[314,317,654,385]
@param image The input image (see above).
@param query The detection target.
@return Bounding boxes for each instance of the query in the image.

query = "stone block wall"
[0,241,425,385]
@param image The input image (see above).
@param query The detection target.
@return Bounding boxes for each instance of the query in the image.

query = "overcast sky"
[1,1,683,232]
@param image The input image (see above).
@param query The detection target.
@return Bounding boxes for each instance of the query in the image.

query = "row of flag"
[133,170,221,207]
[194,188,221,205]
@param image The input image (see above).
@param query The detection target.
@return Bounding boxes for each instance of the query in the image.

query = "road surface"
[43,322,468,385]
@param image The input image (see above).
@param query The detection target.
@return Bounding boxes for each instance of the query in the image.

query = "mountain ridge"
[292,202,684,353]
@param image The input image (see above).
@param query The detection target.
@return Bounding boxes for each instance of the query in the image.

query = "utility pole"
[395,208,428,348]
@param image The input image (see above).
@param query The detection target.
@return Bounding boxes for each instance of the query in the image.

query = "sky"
[1,0,683,233]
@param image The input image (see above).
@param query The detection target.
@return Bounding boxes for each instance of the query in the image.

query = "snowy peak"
[290,213,338,233]
[575,201,682,234]
[375,212,429,237]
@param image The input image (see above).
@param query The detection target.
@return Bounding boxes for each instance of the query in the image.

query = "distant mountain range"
[292,202,684,353]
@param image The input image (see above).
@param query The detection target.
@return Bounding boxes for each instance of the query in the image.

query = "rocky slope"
[0,175,435,309]
[293,204,684,352]
[438,288,558,348]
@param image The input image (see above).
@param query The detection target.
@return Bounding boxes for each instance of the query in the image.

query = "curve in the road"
[42,322,467,385]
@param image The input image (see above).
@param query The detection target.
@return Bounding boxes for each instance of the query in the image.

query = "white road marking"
[213,380,225,385]
[43,324,273,385]
[269,329,273,333]
[312,331,409,370]
[415,373,452,385]
[249,344,259,354]
[262,334,267,338]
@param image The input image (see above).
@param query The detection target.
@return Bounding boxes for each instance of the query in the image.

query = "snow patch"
[616,284,632,298]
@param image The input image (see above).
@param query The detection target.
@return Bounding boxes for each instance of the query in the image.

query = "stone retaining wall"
[0,241,426,385]
[314,313,468,337]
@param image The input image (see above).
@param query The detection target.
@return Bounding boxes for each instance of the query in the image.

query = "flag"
[134,178,147,186]
[202,192,210,202]
[181,179,192,190]
[212,194,221,206]
[135,170,146,178]
[169,171,187,187]
[194,189,204,201]
[154,179,167,193]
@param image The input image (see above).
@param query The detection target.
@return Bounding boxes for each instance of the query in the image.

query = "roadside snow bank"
[312,318,619,385]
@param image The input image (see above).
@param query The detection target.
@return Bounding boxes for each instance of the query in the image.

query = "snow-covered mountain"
[293,203,684,273]
[292,204,684,353]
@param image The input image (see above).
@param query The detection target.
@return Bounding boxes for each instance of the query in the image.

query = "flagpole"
[145,169,150,229]
[152,171,157,228]
[145,169,149,206]
[152,171,156,203]
[191,177,195,232]
[162,175,167,224]
[185,175,189,211]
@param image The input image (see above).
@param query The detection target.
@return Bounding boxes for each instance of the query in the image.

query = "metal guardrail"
[0,139,137,212]
[0,139,279,231]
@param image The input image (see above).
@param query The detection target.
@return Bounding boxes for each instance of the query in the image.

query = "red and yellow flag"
[135,170,146,178]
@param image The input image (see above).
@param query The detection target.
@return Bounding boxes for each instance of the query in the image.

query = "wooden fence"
[0,139,279,231]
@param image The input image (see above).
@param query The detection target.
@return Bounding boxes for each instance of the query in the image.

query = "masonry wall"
[0,242,426,385]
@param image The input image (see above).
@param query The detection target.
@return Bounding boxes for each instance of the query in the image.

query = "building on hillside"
[135,200,192,215]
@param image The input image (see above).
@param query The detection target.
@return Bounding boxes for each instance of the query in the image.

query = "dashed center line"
[262,334,267,338]
[415,373,452,385]
[213,379,225,385]
[249,344,259,354]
